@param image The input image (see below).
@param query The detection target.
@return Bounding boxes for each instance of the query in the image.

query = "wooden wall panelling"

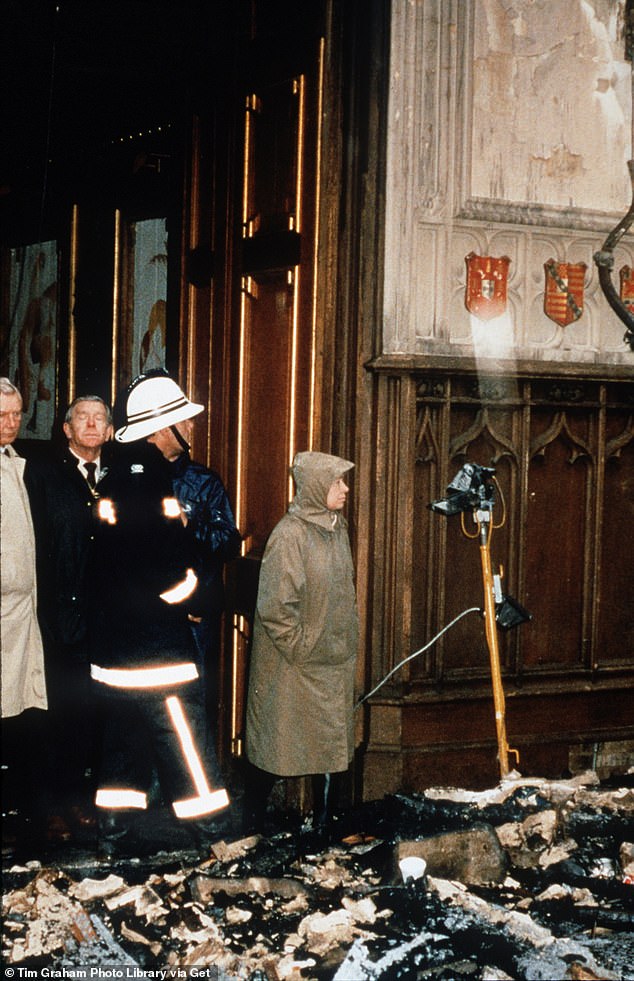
[369,372,419,695]
[526,402,594,672]
[598,395,634,665]
[412,374,526,687]
[413,378,446,681]
[320,0,392,803]
[408,373,634,687]
[360,371,417,798]
[206,101,241,487]
[363,366,633,796]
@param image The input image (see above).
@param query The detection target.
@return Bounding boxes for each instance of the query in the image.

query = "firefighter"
[87,384,231,857]
[116,370,241,721]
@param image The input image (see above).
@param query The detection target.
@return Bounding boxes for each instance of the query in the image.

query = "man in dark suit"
[54,396,113,646]
[35,395,113,843]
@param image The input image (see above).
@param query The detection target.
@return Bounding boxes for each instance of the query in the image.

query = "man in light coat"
[245,451,359,832]
[0,377,48,854]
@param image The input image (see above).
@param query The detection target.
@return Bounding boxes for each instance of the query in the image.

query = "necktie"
[85,461,97,490]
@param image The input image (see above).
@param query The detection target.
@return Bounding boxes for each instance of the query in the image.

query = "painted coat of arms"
[544,259,587,327]
[464,253,511,321]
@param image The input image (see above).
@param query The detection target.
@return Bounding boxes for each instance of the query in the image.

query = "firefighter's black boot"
[184,805,235,853]
[97,810,136,859]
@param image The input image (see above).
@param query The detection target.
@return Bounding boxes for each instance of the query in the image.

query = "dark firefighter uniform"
[85,451,229,837]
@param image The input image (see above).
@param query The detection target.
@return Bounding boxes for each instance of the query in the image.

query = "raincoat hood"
[288,451,354,526]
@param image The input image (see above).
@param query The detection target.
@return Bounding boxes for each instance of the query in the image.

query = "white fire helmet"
[115,374,204,443]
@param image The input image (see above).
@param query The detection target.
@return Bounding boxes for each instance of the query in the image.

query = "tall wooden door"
[227,4,328,756]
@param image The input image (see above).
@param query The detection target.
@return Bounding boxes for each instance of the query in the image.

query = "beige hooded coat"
[245,452,359,776]
[1,445,47,717]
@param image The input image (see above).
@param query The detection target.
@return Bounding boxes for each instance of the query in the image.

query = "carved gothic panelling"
[405,372,634,689]
[363,363,633,793]
[598,404,634,661]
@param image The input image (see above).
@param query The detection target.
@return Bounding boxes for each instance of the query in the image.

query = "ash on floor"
[3,771,633,980]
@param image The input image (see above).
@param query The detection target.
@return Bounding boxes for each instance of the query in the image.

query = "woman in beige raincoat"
[245,451,359,831]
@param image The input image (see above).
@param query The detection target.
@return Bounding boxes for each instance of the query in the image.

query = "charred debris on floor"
[2,772,634,980]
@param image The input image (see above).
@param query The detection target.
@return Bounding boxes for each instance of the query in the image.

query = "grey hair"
[0,377,22,400]
[65,395,112,425]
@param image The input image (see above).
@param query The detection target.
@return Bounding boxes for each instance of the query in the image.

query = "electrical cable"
[355,606,482,709]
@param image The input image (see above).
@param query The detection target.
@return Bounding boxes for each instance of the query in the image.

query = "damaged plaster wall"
[383,0,633,363]
[472,0,630,210]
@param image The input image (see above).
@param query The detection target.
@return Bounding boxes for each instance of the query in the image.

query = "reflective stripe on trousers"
[91,662,229,819]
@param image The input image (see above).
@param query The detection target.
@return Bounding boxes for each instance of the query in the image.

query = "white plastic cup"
[399,855,427,883]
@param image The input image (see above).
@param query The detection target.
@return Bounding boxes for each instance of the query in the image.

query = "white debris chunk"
[304,855,358,889]
[104,883,168,924]
[210,835,260,862]
[572,787,634,812]
[341,895,378,924]
[496,822,524,850]
[298,908,367,955]
[521,810,557,847]
[538,839,578,867]
[69,874,126,902]
[534,883,598,905]
[225,906,253,924]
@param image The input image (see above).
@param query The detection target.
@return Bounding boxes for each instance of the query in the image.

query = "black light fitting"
[428,462,497,515]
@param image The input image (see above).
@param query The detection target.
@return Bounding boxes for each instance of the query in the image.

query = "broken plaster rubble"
[427,877,621,980]
[2,772,633,979]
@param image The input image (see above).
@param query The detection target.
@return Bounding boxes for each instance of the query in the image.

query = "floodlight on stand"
[428,463,497,516]
[429,491,480,516]
[428,463,529,779]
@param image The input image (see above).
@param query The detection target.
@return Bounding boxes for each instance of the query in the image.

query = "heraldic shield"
[619,265,634,315]
[544,259,587,327]
[465,253,511,321]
